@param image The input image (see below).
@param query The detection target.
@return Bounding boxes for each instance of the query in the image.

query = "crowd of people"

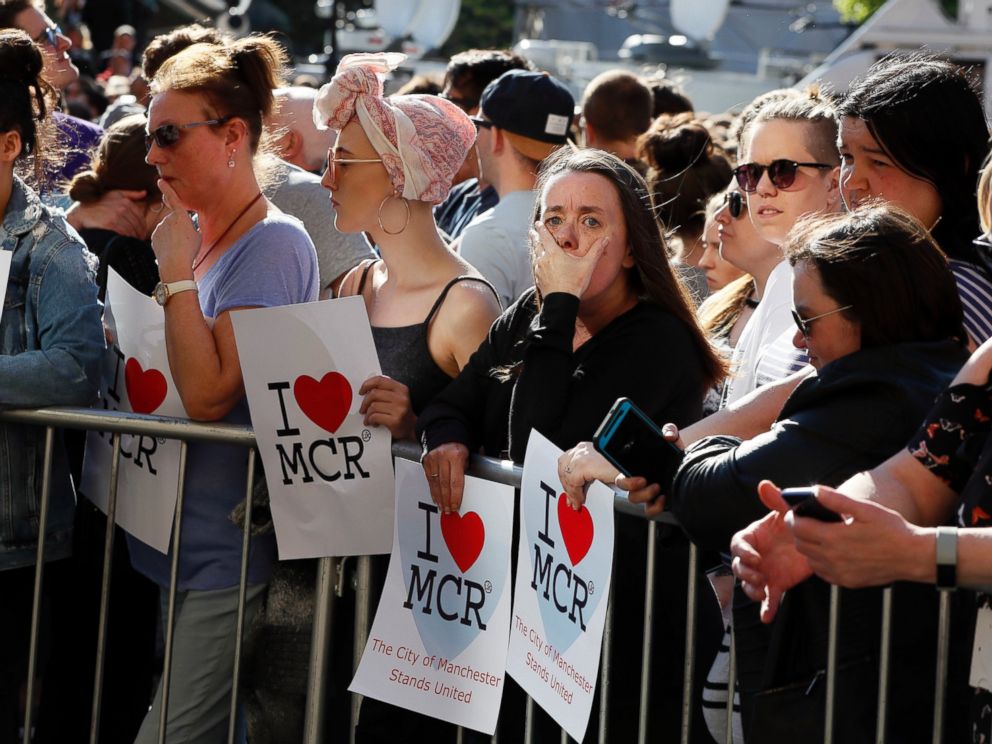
[2,0,992,742]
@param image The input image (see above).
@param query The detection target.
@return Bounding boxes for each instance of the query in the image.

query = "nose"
[792,328,807,350]
[714,203,731,226]
[698,246,716,270]
[756,168,777,197]
[320,163,335,191]
[553,222,577,251]
[145,141,164,166]
[840,161,866,206]
[56,30,71,53]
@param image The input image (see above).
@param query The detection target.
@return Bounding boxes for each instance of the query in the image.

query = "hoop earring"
[228,150,236,169]
[377,194,411,235]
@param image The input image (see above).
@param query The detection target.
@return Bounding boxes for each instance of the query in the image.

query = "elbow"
[182,398,237,422]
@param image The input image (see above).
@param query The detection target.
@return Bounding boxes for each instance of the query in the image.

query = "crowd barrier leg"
[455,726,464,743]
[824,585,840,744]
[226,448,257,744]
[636,521,658,744]
[875,586,893,744]
[22,426,55,744]
[350,555,372,744]
[598,561,616,744]
[524,695,535,744]
[931,590,952,744]
[304,556,339,744]
[725,619,737,744]
[157,441,189,744]
[680,542,698,744]
[89,434,123,744]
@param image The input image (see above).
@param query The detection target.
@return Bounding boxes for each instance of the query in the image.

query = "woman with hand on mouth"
[836,55,992,347]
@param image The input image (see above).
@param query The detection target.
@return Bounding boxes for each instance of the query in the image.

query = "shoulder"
[54,112,103,146]
[436,278,503,325]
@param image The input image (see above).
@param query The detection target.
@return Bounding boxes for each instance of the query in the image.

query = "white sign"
[0,250,11,310]
[79,269,186,553]
[350,459,515,734]
[231,296,394,559]
[506,430,615,743]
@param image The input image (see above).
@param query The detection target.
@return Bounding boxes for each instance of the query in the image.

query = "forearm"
[896,527,992,589]
[0,347,100,408]
[681,367,811,445]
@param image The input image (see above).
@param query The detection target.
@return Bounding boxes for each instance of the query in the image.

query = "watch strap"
[165,279,198,297]
[936,526,958,590]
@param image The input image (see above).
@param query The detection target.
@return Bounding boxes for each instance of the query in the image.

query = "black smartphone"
[593,397,684,489]
[780,487,843,523]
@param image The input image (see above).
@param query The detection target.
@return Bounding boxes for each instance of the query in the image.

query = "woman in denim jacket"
[0,29,104,738]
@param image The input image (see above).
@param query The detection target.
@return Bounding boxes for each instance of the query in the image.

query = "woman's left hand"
[359,375,416,440]
[531,221,609,298]
[151,178,201,281]
[557,442,623,510]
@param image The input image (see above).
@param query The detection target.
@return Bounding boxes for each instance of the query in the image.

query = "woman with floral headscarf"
[315,52,502,440]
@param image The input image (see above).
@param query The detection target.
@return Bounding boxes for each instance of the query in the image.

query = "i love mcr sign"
[506,431,615,743]
[350,459,515,734]
[231,296,394,559]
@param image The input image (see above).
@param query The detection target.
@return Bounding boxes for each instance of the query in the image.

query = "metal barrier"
[0,406,955,744]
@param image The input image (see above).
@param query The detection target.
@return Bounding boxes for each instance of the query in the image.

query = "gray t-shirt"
[265,160,373,292]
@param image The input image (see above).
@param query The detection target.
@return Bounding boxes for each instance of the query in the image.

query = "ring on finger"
[430,472,439,478]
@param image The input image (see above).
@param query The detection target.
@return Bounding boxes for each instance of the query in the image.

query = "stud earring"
[228,150,236,168]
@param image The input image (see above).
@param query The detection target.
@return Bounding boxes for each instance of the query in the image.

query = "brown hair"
[69,114,160,204]
[534,147,727,391]
[141,24,228,79]
[731,87,802,153]
[637,113,733,244]
[582,70,652,143]
[746,85,839,165]
[698,274,752,340]
[0,0,35,29]
[980,152,992,236]
[0,28,56,183]
[151,35,287,153]
[785,204,965,348]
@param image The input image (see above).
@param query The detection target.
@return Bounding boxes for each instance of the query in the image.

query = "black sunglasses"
[791,304,854,337]
[469,116,493,131]
[145,115,233,153]
[733,159,834,193]
[440,92,479,112]
[724,190,744,219]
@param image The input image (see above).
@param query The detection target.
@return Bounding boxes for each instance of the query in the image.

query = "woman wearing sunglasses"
[559,205,971,741]
[128,36,319,743]
[0,29,104,741]
[721,88,842,405]
[837,55,992,347]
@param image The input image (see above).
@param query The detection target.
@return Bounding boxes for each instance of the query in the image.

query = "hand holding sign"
[359,374,416,440]
[151,178,200,280]
[422,442,470,515]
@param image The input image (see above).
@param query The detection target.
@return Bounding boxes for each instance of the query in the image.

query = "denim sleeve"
[0,239,104,408]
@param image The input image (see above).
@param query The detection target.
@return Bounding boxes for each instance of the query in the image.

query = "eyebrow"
[544,205,606,214]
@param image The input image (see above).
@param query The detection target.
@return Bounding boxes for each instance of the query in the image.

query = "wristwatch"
[935,526,958,590]
[153,280,198,306]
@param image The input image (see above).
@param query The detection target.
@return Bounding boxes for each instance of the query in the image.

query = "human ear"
[224,116,250,150]
[0,130,22,163]
[825,165,842,210]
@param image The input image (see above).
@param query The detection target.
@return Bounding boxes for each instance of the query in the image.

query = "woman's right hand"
[422,443,470,515]
[530,221,608,298]
[151,179,200,281]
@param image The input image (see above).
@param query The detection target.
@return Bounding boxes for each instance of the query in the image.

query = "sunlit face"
[698,217,745,292]
[714,181,781,274]
[14,7,77,90]
[837,116,942,228]
[319,119,394,234]
[539,170,635,302]
[791,260,861,369]
[145,90,231,211]
[744,119,840,245]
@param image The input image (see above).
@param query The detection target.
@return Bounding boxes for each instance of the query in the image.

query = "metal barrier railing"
[0,406,954,743]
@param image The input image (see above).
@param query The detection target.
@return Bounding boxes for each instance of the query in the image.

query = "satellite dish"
[217,6,252,38]
[670,0,730,41]
[375,0,422,39]
[408,0,461,50]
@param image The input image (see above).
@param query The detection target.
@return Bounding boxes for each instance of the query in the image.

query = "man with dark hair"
[581,70,652,165]
[434,49,534,240]
[457,69,575,308]
[645,76,695,118]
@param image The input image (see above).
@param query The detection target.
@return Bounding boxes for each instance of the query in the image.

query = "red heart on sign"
[441,511,485,573]
[293,372,352,433]
[557,493,594,566]
[124,358,168,414]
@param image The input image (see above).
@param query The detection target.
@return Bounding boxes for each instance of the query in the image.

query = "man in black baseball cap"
[456,69,576,309]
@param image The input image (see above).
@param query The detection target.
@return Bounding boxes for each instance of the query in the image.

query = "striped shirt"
[949,259,992,345]
[755,325,810,388]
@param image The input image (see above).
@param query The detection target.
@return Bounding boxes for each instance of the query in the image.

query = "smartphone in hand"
[780,487,843,523]
[593,397,684,489]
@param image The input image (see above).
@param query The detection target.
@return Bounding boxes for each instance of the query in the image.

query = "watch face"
[153,283,168,305]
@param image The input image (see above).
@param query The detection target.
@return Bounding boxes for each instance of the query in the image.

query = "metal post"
[637,521,658,744]
[931,590,952,744]
[680,543,699,744]
[227,449,256,744]
[560,727,569,742]
[158,440,189,744]
[456,728,465,744]
[524,696,535,744]
[304,556,338,744]
[350,555,372,744]
[598,559,616,744]
[22,426,55,744]
[824,584,840,744]
[725,625,737,744]
[89,434,123,744]
[875,587,893,744]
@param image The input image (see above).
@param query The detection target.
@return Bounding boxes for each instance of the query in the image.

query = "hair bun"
[638,113,714,173]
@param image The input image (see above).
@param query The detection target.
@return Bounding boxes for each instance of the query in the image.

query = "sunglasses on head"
[144,115,233,153]
[723,190,744,219]
[733,159,834,193]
